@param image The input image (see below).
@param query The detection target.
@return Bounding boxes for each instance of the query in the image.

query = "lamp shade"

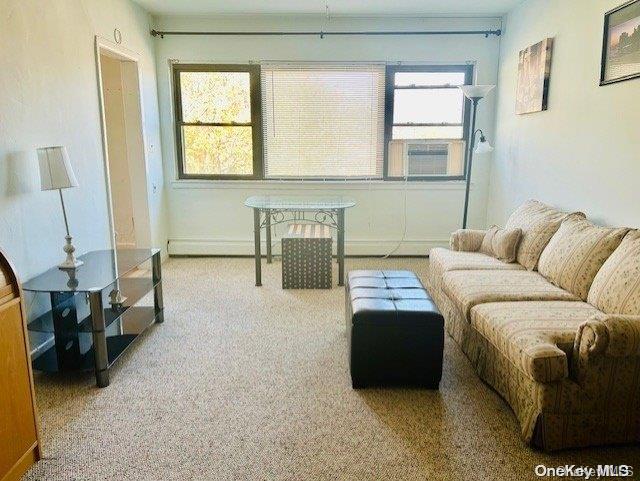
[475,138,494,154]
[459,85,495,100]
[37,146,78,191]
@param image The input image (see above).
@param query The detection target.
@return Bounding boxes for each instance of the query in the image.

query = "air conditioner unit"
[388,139,465,178]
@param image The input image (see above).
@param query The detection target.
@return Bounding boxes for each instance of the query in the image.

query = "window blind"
[261,63,386,179]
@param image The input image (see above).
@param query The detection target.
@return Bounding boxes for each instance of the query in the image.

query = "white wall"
[0,0,167,282]
[488,0,640,228]
[154,15,502,255]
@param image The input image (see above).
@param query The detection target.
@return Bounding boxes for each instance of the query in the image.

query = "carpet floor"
[24,258,640,480]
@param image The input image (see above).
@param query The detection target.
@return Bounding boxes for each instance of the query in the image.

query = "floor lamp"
[459,85,495,229]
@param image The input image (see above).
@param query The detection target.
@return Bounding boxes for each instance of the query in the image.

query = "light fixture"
[36,146,83,270]
[458,84,496,229]
[474,130,494,154]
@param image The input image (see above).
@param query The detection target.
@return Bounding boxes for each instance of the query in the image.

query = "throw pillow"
[538,216,630,301]
[480,226,522,263]
[587,230,640,315]
[505,199,585,271]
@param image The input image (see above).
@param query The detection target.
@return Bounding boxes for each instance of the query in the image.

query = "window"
[261,64,386,179]
[173,65,262,179]
[172,63,473,181]
[384,65,473,180]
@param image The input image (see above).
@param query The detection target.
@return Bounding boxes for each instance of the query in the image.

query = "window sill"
[170,178,472,191]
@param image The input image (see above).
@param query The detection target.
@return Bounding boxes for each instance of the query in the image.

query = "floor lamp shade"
[37,146,78,191]
[460,85,495,100]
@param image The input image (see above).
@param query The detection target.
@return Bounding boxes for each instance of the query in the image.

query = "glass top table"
[245,196,356,287]
[245,196,356,211]
[23,248,163,388]
[23,248,160,293]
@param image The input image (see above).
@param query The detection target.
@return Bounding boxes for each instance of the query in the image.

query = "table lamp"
[37,146,83,270]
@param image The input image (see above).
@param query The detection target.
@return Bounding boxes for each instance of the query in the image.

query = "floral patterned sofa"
[426,200,640,451]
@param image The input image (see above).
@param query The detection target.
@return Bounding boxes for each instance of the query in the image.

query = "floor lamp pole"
[462,97,480,229]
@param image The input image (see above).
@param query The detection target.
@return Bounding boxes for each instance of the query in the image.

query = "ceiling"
[134,0,522,17]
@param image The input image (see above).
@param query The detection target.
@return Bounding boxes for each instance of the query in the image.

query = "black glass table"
[244,196,356,287]
[23,249,163,388]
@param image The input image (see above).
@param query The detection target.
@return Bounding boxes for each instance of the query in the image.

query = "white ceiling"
[134,0,522,17]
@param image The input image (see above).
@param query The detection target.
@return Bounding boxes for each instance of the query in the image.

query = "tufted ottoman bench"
[346,270,444,389]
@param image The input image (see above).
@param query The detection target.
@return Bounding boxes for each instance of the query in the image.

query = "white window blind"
[261,63,385,179]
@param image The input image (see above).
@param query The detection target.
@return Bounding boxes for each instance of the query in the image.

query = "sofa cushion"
[471,301,601,383]
[430,247,526,274]
[505,200,584,271]
[587,230,640,315]
[442,270,580,320]
[479,226,522,263]
[538,217,629,301]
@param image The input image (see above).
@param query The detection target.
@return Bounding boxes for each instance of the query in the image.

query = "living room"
[1,0,639,479]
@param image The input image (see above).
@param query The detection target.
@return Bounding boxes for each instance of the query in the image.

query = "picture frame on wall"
[515,38,554,115]
[601,0,640,86]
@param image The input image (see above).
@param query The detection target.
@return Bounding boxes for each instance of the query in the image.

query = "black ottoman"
[346,270,444,389]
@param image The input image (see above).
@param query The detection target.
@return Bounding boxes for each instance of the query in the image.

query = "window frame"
[173,64,263,180]
[383,64,474,181]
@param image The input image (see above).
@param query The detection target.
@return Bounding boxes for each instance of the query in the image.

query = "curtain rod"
[150,29,501,39]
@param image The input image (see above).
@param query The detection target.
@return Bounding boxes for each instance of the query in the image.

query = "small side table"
[23,249,164,388]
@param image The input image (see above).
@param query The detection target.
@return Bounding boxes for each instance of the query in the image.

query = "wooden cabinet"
[0,249,41,481]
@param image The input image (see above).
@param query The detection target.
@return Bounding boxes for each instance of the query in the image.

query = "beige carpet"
[24,258,640,480]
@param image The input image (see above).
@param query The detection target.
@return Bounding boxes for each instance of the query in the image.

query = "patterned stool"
[282,224,332,289]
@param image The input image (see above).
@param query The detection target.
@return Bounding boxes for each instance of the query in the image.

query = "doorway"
[96,39,152,250]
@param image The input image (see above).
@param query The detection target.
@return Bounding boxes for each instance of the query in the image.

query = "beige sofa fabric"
[505,200,584,271]
[538,217,629,301]
[479,226,522,263]
[450,229,487,252]
[471,301,600,383]
[442,270,579,319]
[430,247,525,273]
[587,230,640,315]
[575,313,640,358]
[428,200,640,451]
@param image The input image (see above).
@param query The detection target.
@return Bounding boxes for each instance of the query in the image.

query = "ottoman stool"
[346,270,444,389]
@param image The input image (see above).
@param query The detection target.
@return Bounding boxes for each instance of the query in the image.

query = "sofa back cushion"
[588,230,640,315]
[479,226,522,263]
[505,200,584,270]
[538,216,629,300]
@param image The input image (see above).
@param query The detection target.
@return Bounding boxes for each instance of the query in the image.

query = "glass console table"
[23,249,163,388]
[244,196,356,287]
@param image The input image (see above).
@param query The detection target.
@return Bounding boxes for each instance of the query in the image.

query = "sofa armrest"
[574,314,640,358]
[449,229,487,252]
[571,314,640,386]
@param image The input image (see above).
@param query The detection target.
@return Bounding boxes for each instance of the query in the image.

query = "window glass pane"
[392,126,464,139]
[394,72,466,87]
[392,89,463,124]
[182,126,253,175]
[180,72,251,124]
[262,64,385,178]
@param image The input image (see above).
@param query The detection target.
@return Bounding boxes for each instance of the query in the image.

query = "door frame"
[94,35,152,250]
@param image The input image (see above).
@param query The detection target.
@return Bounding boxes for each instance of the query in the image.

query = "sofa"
[426,199,640,451]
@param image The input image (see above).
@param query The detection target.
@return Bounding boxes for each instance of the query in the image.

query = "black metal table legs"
[265,208,272,264]
[89,291,109,388]
[253,208,262,286]
[252,207,346,287]
[337,208,345,286]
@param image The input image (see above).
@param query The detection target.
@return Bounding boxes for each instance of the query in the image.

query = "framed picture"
[601,0,640,86]
[515,38,554,114]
